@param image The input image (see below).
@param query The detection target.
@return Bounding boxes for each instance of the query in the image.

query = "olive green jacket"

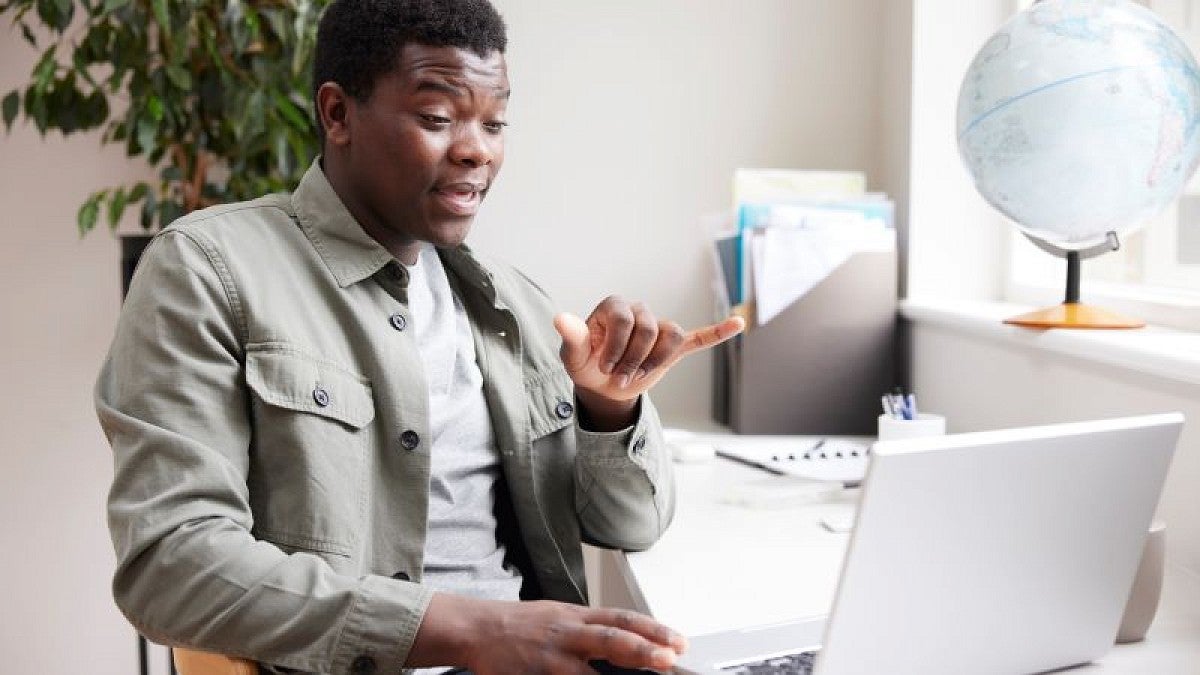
[95,162,674,674]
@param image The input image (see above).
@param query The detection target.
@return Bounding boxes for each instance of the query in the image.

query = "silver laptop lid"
[816,413,1182,675]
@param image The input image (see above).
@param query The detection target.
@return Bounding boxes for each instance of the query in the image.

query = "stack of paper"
[708,169,896,326]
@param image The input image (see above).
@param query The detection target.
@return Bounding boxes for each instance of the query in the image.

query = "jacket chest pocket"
[526,367,576,443]
[245,345,375,558]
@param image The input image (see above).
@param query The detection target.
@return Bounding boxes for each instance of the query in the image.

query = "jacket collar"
[291,159,499,298]
[292,159,397,288]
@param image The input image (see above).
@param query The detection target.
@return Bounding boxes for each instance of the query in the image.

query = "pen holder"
[877,413,946,441]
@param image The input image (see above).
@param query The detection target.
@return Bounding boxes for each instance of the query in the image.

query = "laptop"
[675,413,1183,675]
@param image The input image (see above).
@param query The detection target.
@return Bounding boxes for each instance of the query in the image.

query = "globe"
[957,0,1200,252]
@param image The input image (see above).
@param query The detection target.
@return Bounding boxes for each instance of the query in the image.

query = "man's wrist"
[409,593,487,669]
[575,389,639,432]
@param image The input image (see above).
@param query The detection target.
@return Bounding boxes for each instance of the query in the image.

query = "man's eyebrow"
[413,79,511,101]
[414,80,464,97]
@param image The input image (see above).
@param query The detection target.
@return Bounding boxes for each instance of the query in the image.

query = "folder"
[718,245,897,436]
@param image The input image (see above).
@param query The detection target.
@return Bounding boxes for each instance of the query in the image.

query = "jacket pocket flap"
[526,367,576,438]
[246,346,375,429]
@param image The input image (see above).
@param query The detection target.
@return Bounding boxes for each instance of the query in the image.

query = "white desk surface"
[618,433,1200,674]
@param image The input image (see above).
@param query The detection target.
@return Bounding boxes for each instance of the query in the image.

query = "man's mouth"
[432,182,487,216]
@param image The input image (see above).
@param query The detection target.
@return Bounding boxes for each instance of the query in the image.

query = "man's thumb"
[553,312,591,372]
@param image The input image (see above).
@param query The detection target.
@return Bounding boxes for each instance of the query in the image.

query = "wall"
[0,3,887,673]
[907,0,1010,301]
[478,0,887,422]
[0,20,155,675]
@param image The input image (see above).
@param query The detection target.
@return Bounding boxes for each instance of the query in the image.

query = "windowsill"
[1006,279,1200,332]
[900,298,1200,388]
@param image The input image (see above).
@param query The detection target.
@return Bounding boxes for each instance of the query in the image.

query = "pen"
[714,449,787,475]
[883,390,913,420]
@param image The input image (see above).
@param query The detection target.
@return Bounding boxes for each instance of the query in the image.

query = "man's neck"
[321,155,423,265]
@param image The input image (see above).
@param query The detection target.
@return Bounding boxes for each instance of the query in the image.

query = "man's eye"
[483,121,508,134]
[420,114,451,126]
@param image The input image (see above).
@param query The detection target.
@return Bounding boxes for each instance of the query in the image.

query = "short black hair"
[312,0,507,140]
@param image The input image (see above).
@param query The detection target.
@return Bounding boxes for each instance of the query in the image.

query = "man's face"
[333,44,509,253]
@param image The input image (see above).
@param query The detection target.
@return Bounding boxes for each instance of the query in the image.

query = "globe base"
[1004,303,1145,330]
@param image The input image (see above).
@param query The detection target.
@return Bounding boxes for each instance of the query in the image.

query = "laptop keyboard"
[721,650,818,674]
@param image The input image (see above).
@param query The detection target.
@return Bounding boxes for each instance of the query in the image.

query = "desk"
[615,434,1200,674]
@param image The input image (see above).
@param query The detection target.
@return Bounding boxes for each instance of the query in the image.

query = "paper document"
[750,213,892,325]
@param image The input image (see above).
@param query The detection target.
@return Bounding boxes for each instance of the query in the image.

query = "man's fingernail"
[634,368,647,381]
[618,373,631,388]
[653,648,676,665]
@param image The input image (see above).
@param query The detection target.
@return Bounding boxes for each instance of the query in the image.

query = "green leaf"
[271,91,307,130]
[19,22,37,47]
[129,182,148,202]
[52,0,69,17]
[25,86,48,134]
[151,0,169,32]
[72,51,99,88]
[32,46,57,93]
[107,187,127,229]
[165,65,191,90]
[146,94,163,121]
[83,91,109,129]
[136,116,156,153]
[140,190,157,230]
[158,199,183,227]
[78,193,101,236]
[2,92,17,132]
[35,0,57,29]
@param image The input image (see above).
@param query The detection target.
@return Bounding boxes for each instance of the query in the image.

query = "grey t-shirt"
[406,244,523,603]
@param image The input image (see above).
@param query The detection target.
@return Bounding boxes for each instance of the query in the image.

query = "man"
[96,1,743,673]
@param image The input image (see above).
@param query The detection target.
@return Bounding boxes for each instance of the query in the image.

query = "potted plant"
[1,0,327,293]
[1,1,327,672]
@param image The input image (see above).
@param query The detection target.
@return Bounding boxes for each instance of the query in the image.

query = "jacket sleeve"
[573,396,676,552]
[97,230,431,674]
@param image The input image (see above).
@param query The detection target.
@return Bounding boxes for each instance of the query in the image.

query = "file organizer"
[715,245,897,435]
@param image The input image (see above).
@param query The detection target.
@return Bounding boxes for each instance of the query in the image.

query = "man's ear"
[316,81,352,147]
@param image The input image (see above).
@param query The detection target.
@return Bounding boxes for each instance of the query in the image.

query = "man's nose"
[450,125,495,168]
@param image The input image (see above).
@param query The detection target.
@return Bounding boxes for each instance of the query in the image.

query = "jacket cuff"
[330,575,433,674]
[575,394,664,477]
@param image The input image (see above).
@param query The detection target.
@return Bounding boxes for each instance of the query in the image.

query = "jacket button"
[400,430,420,450]
[632,435,647,454]
[349,655,376,674]
[554,401,574,420]
[312,387,330,407]
[389,313,407,331]
[392,570,410,581]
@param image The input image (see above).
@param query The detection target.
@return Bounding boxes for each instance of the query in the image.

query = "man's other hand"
[410,594,688,673]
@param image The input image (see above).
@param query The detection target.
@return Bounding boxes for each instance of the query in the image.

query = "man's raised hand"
[554,295,745,404]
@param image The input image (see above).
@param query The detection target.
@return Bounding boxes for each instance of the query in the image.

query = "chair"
[173,647,259,675]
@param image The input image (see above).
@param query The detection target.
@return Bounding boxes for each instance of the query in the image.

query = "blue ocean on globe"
[957,0,1200,249]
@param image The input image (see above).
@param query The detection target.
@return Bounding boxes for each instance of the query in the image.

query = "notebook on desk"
[713,437,871,483]
[674,413,1183,675]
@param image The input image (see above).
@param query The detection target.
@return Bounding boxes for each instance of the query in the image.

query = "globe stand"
[1004,232,1145,329]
